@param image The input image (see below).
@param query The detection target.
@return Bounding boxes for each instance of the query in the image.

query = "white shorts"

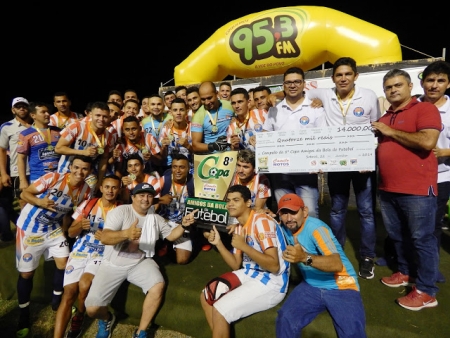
[85,258,164,308]
[16,227,69,272]
[168,221,192,251]
[213,271,286,323]
[63,250,103,286]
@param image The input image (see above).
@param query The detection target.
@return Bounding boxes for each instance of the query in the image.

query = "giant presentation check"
[256,124,376,173]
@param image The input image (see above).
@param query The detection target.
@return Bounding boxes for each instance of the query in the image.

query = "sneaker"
[381,271,415,287]
[51,293,62,311]
[66,313,84,338]
[133,329,148,338]
[16,312,30,338]
[358,257,375,279]
[97,312,115,338]
[397,286,438,311]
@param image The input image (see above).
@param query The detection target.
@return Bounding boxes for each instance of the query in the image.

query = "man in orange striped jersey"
[55,102,115,192]
[228,87,267,152]
[200,185,289,338]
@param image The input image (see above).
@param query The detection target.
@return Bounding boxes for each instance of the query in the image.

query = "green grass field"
[1,206,449,337]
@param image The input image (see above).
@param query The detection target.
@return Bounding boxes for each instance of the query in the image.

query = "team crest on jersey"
[353,107,364,117]
[23,253,33,262]
[258,232,265,241]
[65,265,74,274]
[299,116,310,125]
[254,124,263,132]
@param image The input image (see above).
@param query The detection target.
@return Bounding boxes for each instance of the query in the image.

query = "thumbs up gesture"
[208,225,221,246]
[127,219,141,241]
[113,144,121,159]
[282,235,305,263]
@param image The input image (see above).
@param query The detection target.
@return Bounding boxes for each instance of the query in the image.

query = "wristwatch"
[305,255,313,266]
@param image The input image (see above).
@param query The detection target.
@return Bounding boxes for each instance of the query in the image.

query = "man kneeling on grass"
[199,185,289,338]
[276,194,366,338]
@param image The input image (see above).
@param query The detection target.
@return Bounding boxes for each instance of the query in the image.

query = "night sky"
[3,1,448,121]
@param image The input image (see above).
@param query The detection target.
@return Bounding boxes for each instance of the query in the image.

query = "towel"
[139,214,158,257]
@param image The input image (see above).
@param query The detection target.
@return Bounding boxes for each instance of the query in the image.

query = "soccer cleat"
[16,312,30,338]
[66,313,84,338]
[202,244,212,251]
[358,257,375,279]
[132,329,148,338]
[96,312,115,338]
[397,286,438,311]
[381,272,415,287]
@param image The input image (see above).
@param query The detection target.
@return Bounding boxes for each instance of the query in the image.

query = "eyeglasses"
[13,104,28,109]
[283,80,303,86]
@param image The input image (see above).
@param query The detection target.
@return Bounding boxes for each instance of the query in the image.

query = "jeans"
[328,171,376,258]
[271,173,319,217]
[276,282,366,338]
[379,190,439,296]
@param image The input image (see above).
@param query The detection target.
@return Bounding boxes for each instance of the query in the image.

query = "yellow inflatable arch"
[174,6,402,85]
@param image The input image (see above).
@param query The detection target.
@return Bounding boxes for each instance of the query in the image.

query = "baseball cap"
[277,194,305,214]
[11,97,29,107]
[132,182,156,196]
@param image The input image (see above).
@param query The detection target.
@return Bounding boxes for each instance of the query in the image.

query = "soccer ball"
[209,167,218,177]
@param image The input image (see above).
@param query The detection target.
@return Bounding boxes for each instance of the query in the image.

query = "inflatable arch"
[174,6,402,85]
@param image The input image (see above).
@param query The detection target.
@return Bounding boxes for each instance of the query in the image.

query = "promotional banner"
[256,125,376,173]
[193,151,238,200]
[184,198,229,232]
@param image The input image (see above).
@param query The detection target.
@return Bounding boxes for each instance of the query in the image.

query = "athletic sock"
[17,275,33,305]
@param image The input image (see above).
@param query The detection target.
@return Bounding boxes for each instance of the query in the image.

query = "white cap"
[12,97,29,107]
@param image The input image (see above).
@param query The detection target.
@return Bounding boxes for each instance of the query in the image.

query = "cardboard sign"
[193,151,238,200]
[184,197,229,232]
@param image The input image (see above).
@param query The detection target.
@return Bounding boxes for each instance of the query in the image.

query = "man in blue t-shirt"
[191,81,234,154]
[276,193,367,338]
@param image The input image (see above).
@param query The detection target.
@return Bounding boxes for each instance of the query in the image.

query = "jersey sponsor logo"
[71,252,88,259]
[254,123,263,132]
[258,232,265,241]
[25,236,44,246]
[264,231,276,238]
[65,265,75,274]
[23,253,33,262]
[48,227,63,239]
[38,147,59,160]
[299,116,310,125]
[353,107,364,117]
[84,242,105,252]
[36,212,55,225]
